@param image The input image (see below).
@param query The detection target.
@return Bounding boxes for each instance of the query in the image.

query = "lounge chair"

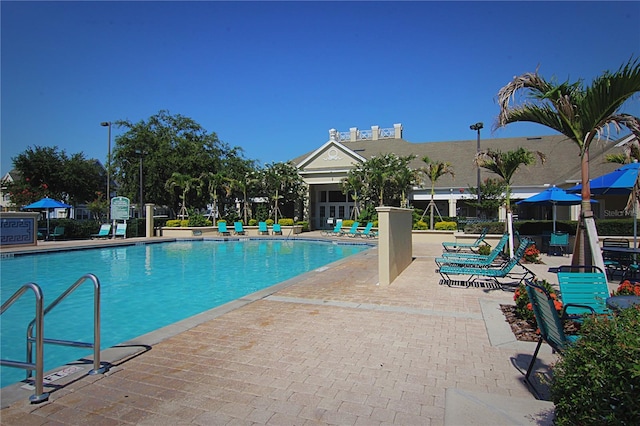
[437,238,535,287]
[340,221,360,237]
[548,232,569,256]
[233,221,246,235]
[258,221,269,235]
[355,222,375,238]
[217,222,231,236]
[435,233,509,268]
[321,222,343,237]
[91,224,111,239]
[523,279,581,398]
[272,224,282,235]
[114,223,127,238]
[49,226,65,241]
[556,265,610,318]
[442,228,489,253]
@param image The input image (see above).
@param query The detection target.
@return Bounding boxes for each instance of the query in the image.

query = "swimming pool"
[0,239,371,388]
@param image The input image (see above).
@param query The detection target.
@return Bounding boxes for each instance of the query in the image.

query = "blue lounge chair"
[91,224,111,239]
[556,265,610,318]
[114,223,127,238]
[272,224,282,235]
[340,221,360,237]
[217,222,230,236]
[523,279,580,398]
[321,222,343,237]
[356,222,375,238]
[258,222,269,235]
[437,238,535,287]
[435,233,509,268]
[233,221,246,235]
[49,226,65,241]
[442,228,489,253]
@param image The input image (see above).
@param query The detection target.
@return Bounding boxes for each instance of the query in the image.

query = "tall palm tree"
[198,171,230,222]
[475,147,545,256]
[419,156,455,229]
[165,172,197,219]
[496,58,640,265]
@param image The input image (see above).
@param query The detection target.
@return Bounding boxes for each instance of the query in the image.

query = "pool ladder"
[0,273,108,403]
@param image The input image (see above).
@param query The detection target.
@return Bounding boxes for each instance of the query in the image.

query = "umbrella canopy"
[517,186,590,233]
[23,197,72,210]
[23,197,72,238]
[568,162,640,248]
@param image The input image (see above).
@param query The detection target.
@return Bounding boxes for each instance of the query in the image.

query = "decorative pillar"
[350,127,358,142]
[394,123,403,139]
[376,206,413,285]
[145,204,154,238]
[371,125,379,140]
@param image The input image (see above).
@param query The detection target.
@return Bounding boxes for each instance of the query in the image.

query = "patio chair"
[114,223,127,238]
[321,222,343,237]
[272,223,282,235]
[49,226,65,241]
[258,221,269,235]
[217,222,231,236]
[435,234,509,268]
[233,221,246,235]
[340,221,360,237]
[602,238,630,280]
[442,227,488,253]
[523,279,581,398]
[355,222,375,238]
[437,238,535,288]
[556,265,610,318]
[548,232,569,256]
[91,224,111,239]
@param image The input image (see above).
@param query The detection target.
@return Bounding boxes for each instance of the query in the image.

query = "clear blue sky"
[2,1,639,175]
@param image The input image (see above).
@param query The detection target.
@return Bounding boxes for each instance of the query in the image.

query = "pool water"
[0,239,370,388]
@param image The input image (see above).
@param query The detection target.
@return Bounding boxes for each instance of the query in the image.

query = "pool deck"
[0,233,568,424]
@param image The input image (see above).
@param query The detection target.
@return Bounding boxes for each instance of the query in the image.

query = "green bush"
[341,219,355,228]
[413,220,428,230]
[296,221,309,232]
[435,221,457,230]
[248,219,258,226]
[265,219,274,226]
[278,218,294,226]
[166,220,182,227]
[477,244,491,256]
[187,213,212,227]
[551,307,640,425]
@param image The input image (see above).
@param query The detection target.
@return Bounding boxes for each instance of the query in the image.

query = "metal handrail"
[0,283,48,403]
[26,273,108,383]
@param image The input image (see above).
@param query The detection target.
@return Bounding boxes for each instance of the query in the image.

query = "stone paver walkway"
[1,237,563,425]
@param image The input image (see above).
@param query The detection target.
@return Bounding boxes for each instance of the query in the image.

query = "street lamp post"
[134,150,147,218]
[100,122,111,221]
[470,122,483,217]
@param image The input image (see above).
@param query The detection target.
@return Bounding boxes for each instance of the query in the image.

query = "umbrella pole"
[552,203,557,234]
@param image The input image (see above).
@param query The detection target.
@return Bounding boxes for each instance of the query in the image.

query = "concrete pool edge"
[0,243,377,407]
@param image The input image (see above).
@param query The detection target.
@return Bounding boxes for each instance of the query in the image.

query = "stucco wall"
[376,207,413,285]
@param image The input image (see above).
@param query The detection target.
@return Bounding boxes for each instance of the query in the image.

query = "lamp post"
[470,122,483,217]
[134,150,147,218]
[100,121,111,221]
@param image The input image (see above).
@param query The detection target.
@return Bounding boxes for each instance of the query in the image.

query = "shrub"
[612,280,640,296]
[513,280,561,325]
[248,219,258,226]
[523,244,541,263]
[265,219,274,226]
[341,219,355,228]
[166,220,182,227]
[551,306,640,425]
[296,221,309,232]
[188,213,211,227]
[435,221,457,230]
[477,244,491,256]
[414,220,428,230]
[278,218,294,226]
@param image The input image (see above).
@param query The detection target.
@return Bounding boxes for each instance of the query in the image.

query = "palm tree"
[418,156,455,229]
[496,58,640,266]
[198,171,230,222]
[341,173,364,220]
[165,172,198,219]
[475,147,545,256]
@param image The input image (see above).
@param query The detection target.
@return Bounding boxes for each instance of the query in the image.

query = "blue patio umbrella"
[568,161,640,248]
[517,186,593,233]
[23,197,72,236]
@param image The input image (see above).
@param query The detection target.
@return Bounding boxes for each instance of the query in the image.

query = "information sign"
[111,196,130,220]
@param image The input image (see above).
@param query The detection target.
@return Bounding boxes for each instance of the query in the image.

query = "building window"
[320,191,327,202]
[328,191,345,202]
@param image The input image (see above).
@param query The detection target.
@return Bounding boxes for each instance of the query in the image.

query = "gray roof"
[293,134,626,190]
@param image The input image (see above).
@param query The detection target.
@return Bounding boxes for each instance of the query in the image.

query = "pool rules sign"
[111,196,130,220]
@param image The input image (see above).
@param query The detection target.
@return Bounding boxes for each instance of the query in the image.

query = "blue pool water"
[1,239,370,388]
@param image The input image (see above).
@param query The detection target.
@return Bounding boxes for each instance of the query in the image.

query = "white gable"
[297,139,366,171]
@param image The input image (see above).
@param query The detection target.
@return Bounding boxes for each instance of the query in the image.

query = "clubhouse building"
[293,124,634,230]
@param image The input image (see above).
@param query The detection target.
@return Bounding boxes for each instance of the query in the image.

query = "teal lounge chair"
[217,222,230,236]
[340,221,360,237]
[91,224,111,239]
[272,224,282,235]
[435,233,509,268]
[438,238,535,287]
[49,226,65,241]
[548,232,569,256]
[356,222,375,238]
[321,222,343,237]
[233,221,246,235]
[442,228,489,253]
[556,265,610,318]
[258,221,269,235]
[114,223,127,238]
